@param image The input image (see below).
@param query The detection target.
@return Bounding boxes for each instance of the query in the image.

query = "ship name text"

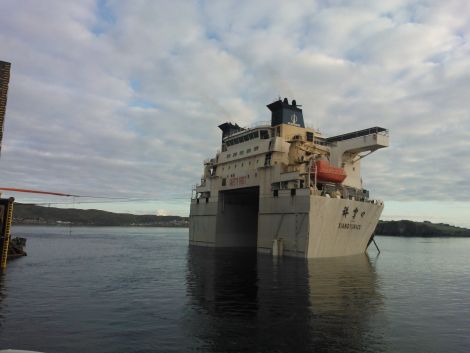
[338,222,362,230]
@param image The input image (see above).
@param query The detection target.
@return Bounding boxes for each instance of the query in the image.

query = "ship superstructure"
[189,98,389,258]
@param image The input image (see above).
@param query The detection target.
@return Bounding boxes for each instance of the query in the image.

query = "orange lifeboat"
[311,160,347,183]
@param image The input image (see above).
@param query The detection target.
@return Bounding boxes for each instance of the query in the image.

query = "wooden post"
[0,197,15,270]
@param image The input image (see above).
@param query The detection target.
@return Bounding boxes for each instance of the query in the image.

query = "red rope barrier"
[0,187,77,197]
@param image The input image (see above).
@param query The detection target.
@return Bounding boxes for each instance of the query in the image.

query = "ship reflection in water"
[186,247,385,353]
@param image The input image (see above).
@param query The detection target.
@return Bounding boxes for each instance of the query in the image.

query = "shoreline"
[13,223,189,228]
[12,224,470,238]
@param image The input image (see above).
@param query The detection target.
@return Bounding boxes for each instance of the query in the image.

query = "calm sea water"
[0,226,469,353]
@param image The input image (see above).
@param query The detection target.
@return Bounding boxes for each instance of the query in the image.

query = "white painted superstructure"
[189,98,389,258]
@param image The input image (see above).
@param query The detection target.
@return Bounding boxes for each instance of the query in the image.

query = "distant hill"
[11,203,470,236]
[13,203,188,227]
[375,220,470,237]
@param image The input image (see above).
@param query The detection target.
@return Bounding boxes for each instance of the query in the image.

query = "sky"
[0,0,469,226]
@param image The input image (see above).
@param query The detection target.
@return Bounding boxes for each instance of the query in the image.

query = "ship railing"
[250,121,271,128]
[326,127,389,143]
[369,199,384,206]
[223,121,272,140]
[224,121,271,141]
[191,185,198,199]
[304,123,321,133]
[284,133,331,147]
[286,133,304,142]
[314,139,330,146]
[223,128,247,139]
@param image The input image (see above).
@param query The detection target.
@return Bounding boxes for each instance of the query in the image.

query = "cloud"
[0,0,469,224]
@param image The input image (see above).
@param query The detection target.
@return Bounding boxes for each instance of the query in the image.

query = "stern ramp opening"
[216,187,259,247]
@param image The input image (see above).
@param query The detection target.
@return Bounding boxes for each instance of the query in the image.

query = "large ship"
[189,98,389,258]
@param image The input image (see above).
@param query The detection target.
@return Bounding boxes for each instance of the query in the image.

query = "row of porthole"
[222,159,260,171]
[224,172,258,179]
[226,173,252,178]
[226,146,259,159]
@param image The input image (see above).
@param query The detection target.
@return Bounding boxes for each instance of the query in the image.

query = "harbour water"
[0,226,469,352]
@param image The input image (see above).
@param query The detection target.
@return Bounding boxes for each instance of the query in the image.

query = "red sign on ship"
[228,176,247,187]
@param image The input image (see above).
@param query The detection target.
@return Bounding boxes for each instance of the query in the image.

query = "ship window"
[276,126,281,137]
[249,132,255,139]
[240,150,244,155]
[244,134,249,141]
[246,148,251,153]
[273,190,279,197]
[206,197,209,203]
[254,131,259,138]
[233,152,237,157]
[222,178,226,186]
[228,165,231,169]
[249,161,251,165]
[260,130,269,139]
[227,154,231,158]
[234,164,237,168]
[254,146,259,151]
[306,132,314,142]
[264,153,271,166]
[241,163,244,166]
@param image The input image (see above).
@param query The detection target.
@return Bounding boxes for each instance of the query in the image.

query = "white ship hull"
[189,190,383,258]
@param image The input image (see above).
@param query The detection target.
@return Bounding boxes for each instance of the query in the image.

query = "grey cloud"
[0,0,469,218]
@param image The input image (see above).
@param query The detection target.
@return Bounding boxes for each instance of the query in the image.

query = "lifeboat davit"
[311,160,347,183]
